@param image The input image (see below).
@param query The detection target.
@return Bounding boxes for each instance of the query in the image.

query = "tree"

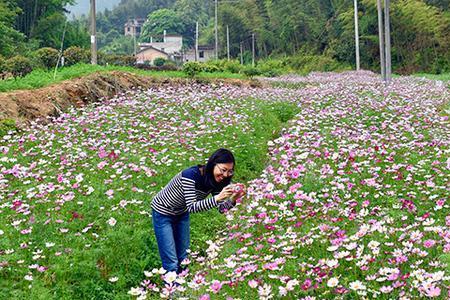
[14,0,75,38]
[140,8,185,42]
[0,0,26,56]
[101,35,135,55]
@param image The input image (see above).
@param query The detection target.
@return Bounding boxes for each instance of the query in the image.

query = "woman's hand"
[216,185,234,202]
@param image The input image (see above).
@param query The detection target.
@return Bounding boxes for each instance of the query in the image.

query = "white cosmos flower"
[345,242,358,250]
[327,277,339,287]
[286,279,299,290]
[349,280,366,290]
[163,271,177,284]
[24,275,33,281]
[368,240,380,249]
[107,217,117,226]
[326,259,339,268]
[144,271,153,277]
[128,287,143,296]
[327,245,339,251]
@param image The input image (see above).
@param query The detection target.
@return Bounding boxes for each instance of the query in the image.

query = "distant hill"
[66,0,122,18]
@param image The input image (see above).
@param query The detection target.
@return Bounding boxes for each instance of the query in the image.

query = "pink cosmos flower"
[424,286,441,297]
[443,243,450,253]
[105,189,114,198]
[97,161,108,169]
[248,279,258,288]
[423,240,436,248]
[210,280,222,293]
[57,174,64,183]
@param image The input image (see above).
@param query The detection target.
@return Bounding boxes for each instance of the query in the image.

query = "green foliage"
[64,19,90,49]
[202,64,222,73]
[101,35,135,55]
[0,1,26,57]
[241,66,261,78]
[257,59,285,77]
[153,57,167,67]
[140,9,185,42]
[0,55,5,75]
[223,60,242,74]
[333,0,450,73]
[31,12,66,49]
[33,47,59,69]
[182,61,203,77]
[202,59,244,74]
[0,118,17,137]
[2,0,448,74]
[98,53,135,67]
[0,64,244,93]
[285,53,351,74]
[63,46,90,66]
[5,55,33,78]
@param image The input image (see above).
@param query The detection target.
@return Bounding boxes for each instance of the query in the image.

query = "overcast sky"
[66,0,121,18]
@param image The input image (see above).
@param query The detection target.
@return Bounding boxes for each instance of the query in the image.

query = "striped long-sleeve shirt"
[151,166,235,216]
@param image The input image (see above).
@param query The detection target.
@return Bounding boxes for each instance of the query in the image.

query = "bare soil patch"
[0,71,260,127]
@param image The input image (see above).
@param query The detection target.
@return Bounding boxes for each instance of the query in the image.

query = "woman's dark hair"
[202,148,235,189]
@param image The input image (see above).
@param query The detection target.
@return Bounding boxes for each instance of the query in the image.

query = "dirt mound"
[0,71,260,127]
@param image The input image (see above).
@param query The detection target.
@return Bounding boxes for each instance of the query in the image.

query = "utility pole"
[384,0,392,83]
[215,0,218,59]
[133,24,137,56]
[240,42,243,65]
[195,21,199,61]
[252,33,255,67]
[377,0,385,79]
[226,25,230,60]
[354,0,360,71]
[90,0,97,65]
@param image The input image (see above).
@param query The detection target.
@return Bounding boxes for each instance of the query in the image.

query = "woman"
[151,148,246,274]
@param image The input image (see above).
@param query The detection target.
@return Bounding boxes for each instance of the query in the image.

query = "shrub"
[153,57,167,67]
[0,118,18,137]
[257,59,284,77]
[223,60,242,73]
[34,47,59,69]
[241,66,261,78]
[5,56,33,78]
[63,46,90,66]
[100,54,135,67]
[202,64,221,73]
[135,64,179,71]
[284,54,350,74]
[120,55,136,67]
[182,61,202,77]
[202,60,225,72]
[96,51,108,66]
[0,56,6,79]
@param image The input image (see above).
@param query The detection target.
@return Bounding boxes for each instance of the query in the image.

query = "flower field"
[0,81,298,298]
[1,71,449,299]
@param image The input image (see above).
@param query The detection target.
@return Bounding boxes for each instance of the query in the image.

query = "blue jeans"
[152,210,190,273]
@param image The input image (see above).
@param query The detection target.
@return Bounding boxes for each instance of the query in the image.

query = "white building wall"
[184,49,215,62]
[138,36,182,55]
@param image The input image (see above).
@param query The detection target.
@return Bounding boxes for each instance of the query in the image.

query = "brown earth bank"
[0,71,261,127]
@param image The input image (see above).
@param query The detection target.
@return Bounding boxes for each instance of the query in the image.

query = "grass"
[0,86,300,299]
[2,64,448,94]
[413,72,450,81]
[0,63,245,92]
